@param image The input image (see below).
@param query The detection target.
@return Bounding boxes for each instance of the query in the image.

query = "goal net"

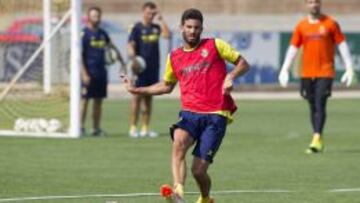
[0,0,81,138]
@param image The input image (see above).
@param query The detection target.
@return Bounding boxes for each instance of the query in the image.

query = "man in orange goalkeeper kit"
[124,8,249,203]
[279,0,354,153]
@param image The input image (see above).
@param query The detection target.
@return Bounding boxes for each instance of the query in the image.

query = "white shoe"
[148,131,158,138]
[160,184,185,203]
[139,130,147,138]
[174,193,185,203]
[140,130,158,138]
[129,130,139,138]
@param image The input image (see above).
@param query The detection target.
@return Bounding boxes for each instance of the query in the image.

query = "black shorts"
[300,78,333,100]
[82,77,107,99]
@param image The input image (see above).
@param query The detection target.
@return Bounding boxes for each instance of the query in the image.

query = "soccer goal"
[0,0,82,138]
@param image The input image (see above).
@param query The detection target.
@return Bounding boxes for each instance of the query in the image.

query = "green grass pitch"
[0,99,360,203]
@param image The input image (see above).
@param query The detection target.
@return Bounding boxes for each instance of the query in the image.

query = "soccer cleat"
[92,128,106,137]
[195,196,214,203]
[139,130,147,138]
[129,131,139,138]
[129,126,139,138]
[160,184,185,203]
[148,131,159,138]
[139,130,159,138]
[306,136,324,154]
[139,125,149,137]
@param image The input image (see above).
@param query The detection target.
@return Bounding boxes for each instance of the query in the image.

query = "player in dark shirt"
[82,6,125,136]
[127,1,170,138]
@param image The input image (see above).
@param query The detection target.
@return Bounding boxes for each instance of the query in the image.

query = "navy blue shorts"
[170,111,227,163]
[82,76,107,99]
[135,68,159,87]
[135,77,158,87]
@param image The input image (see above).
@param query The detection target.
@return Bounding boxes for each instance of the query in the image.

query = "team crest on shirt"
[201,49,209,58]
[152,28,159,34]
[319,25,327,35]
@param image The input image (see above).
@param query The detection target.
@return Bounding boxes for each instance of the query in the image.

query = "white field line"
[1,188,359,202]
[0,193,159,202]
[328,188,360,193]
[0,190,292,202]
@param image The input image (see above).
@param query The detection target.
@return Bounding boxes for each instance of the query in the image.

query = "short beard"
[311,9,321,16]
[90,21,100,28]
[183,34,201,48]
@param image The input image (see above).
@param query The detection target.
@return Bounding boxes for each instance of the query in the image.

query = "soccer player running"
[127,1,170,138]
[81,7,125,136]
[279,0,354,153]
[123,8,249,203]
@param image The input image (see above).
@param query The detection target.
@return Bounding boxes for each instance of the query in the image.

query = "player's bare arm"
[107,42,126,75]
[156,11,170,39]
[109,42,126,65]
[127,41,136,59]
[125,79,176,96]
[127,41,141,70]
[81,65,90,85]
[224,56,250,94]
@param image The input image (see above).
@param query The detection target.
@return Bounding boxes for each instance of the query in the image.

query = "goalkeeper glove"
[341,69,354,87]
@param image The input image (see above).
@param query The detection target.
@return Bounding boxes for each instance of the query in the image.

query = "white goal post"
[0,0,82,138]
[69,0,82,138]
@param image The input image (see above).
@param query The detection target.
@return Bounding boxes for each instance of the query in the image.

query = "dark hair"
[181,8,203,25]
[142,1,157,10]
[88,6,102,15]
